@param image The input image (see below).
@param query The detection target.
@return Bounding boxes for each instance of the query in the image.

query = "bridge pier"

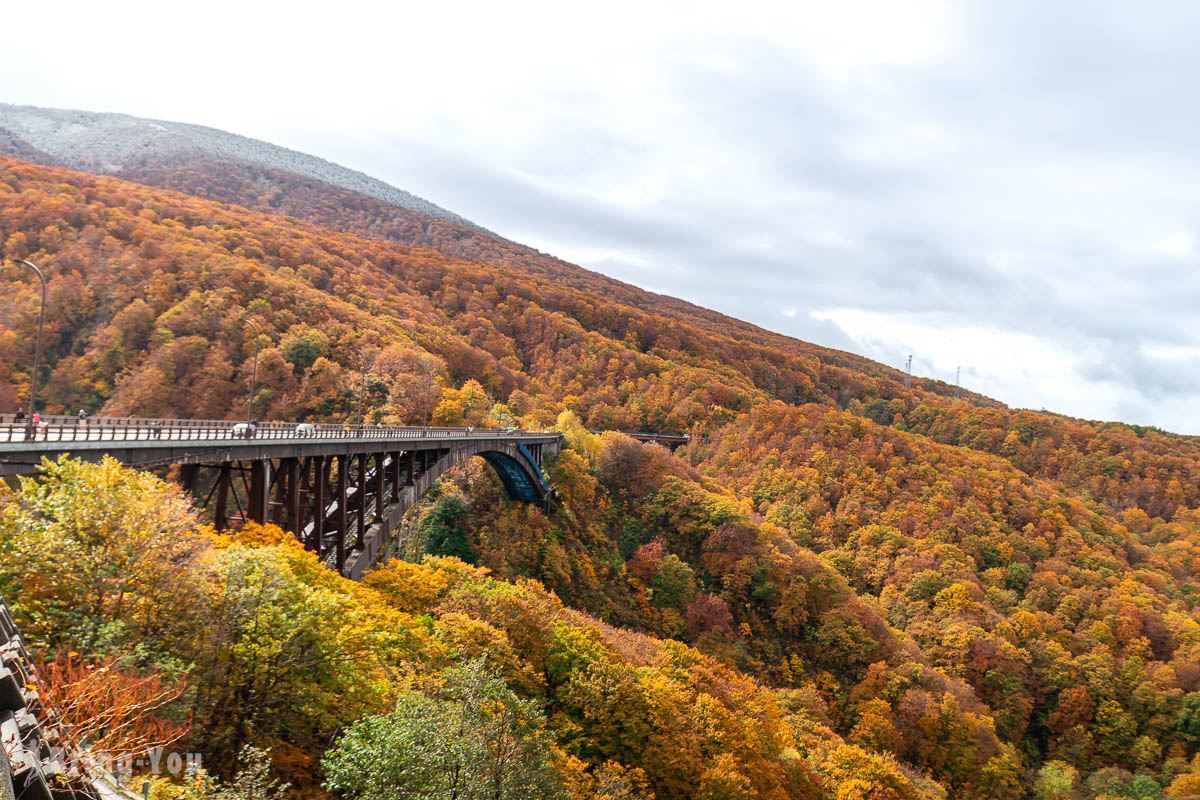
[312,455,326,553]
[284,458,300,532]
[214,464,231,532]
[354,455,366,550]
[375,452,386,519]
[335,456,348,575]
[249,460,268,524]
[179,463,199,494]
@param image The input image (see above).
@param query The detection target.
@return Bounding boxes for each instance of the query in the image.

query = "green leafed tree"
[420,492,476,564]
[1033,761,1081,800]
[323,659,565,800]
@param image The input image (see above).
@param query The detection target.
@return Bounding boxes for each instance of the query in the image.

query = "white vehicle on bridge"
[294,423,316,437]
[231,422,257,439]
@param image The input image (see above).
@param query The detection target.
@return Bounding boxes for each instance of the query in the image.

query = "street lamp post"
[5,260,47,427]
[240,317,262,422]
[358,349,372,422]
[422,358,434,432]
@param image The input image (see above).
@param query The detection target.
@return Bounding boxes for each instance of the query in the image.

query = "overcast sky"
[3,1,1199,433]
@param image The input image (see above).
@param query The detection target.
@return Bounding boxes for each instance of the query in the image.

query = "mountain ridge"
[0,102,490,233]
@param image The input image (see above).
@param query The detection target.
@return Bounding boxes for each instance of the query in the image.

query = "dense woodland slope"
[0,104,977,399]
[1,155,1200,800]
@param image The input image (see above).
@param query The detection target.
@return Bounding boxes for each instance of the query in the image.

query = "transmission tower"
[904,355,912,388]
[954,366,961,400]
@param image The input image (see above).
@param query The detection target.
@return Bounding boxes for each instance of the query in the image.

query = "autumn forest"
[2,154,1200,800]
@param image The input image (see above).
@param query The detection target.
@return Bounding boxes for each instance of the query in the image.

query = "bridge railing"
[0,414,554,444]
[589,429,691,442]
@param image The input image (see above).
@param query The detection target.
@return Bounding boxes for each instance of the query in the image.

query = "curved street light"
[240,317,262,422]
[358,348,372,422]
[421,357,435,432]
[4,260,47,424]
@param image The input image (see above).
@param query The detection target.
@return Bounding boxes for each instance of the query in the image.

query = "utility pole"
[9,260,47,425]
[904,355,912,389]
[240,317,262,422]
[358,348,372,421]
[421,357,434,432]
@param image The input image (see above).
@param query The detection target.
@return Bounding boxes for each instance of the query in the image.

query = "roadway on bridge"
[0,415,560,477]
[0,414,548,443]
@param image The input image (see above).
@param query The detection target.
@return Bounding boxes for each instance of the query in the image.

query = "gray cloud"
[4,1,1200,431]
[1080,345,1200,401]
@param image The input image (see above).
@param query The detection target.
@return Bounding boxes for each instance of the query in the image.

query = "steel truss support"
[163,436,554,578]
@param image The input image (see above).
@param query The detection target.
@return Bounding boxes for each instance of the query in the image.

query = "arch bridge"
[0,416,560,580]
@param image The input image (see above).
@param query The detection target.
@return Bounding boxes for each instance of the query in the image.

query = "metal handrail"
[591,429,691,441]
[0,415,557,445]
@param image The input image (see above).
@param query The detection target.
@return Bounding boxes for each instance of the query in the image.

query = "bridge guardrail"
[0,415,554,445]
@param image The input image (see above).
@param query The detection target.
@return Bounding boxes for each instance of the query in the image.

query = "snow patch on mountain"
[0,103,486,233]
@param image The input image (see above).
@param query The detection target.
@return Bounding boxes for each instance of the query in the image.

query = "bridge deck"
[0,415,559,476]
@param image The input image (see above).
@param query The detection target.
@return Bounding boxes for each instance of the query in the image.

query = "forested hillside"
[2,156,1200,799]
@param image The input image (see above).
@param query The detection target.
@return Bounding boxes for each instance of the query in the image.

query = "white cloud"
[3,0,1200,433]
[1150,232,1194,258]
[811,308,1120,418]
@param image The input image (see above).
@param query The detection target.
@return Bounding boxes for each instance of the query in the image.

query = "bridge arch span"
[405,440,549,505]
[341,439,552,578]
